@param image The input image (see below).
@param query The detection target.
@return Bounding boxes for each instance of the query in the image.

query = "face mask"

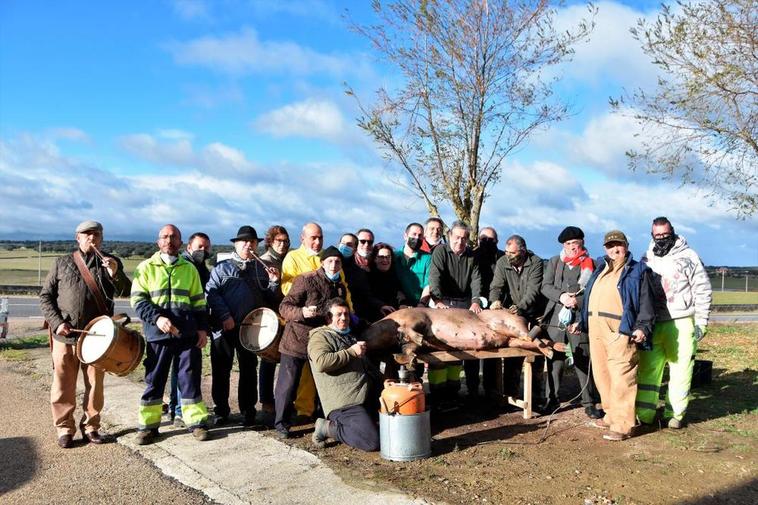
[325,270,340,281]
[191,250,209,264]
[335,326,351,335]
[558,306,574,328]
[406,237,422,251]
[338,244,354,258]
[653,234,677,257]
[160,253,178,264]
[479,241,498,256]
[357,249,370,258]
[427,237,440,246]
[306,248,319,256]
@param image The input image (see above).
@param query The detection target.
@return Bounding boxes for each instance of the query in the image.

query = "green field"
[0,249,144,286]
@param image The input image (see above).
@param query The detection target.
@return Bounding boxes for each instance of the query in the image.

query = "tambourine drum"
[76,315,145,376]
[239,307,282,363]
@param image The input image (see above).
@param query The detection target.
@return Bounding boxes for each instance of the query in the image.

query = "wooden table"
[415,348,540,419]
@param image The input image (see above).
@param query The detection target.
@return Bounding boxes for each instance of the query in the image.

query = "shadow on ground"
[677,477,758,504]
[0,437,37,494]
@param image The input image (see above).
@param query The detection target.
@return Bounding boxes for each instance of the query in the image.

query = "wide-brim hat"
[230,225,259,242]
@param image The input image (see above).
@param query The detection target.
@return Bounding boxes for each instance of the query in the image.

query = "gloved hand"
[490,300,503,310]
[695,325,707,341]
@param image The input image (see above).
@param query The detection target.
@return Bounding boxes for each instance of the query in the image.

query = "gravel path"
[0,359,217,504]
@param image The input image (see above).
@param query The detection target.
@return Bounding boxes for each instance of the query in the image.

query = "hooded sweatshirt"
[641,235,711,327]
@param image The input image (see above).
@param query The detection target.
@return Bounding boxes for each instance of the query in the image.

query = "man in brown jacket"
[273,246,352,438]
[39,220,131,448]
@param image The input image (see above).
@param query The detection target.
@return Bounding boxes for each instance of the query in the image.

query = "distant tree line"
[0,240,234,260]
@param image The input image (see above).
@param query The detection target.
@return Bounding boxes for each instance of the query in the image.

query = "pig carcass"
[362,307,564,364]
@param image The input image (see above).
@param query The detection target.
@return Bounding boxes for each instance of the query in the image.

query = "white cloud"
[165,28,367,77]
[569,110,645,173]
[45,127,91,143]
[554,1,661,87]
[118,133,195,166]
[253,99,346,142]
[170,0,209,20]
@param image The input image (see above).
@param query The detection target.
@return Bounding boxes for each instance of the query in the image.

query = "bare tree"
[346,0,594,234]
[612,0,757,217]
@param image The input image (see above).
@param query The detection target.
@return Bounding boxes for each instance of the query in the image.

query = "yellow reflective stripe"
[181,400,209,427]
[427,368,447,385]
[138,403,163,429]
[447,364,462,381]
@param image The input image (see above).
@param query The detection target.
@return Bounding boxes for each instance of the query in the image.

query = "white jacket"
[641,236,712,327]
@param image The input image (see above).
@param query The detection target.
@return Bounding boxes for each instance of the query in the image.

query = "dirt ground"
[6,319,756,505]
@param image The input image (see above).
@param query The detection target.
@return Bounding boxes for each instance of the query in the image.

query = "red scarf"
[562,247,594,273]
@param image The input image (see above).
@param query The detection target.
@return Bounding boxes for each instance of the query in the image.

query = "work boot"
[173,417,185,428]
[242,409,257,427]
[192,427,209,441]
[585,406,605,419]
[135,429,158,446]
[84,431,108,444]
[311,418,330,449]
[603,431,631,441]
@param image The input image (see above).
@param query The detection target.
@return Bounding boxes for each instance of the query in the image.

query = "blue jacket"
[579,253,655,350]
[205,258,282,338]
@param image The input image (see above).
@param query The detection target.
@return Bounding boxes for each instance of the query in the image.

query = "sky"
[0,0,755,266]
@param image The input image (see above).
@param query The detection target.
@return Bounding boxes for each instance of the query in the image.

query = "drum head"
[80,317,116,363]
[239,308,279,352]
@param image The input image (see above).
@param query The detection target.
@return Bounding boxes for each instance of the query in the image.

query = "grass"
[0,334,49,360]
[712,291,758,305]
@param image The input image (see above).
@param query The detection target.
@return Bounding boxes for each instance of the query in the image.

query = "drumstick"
[68,329,108,336]
[249,251,276,275]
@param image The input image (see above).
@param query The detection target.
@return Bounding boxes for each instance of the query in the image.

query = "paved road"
[3,295,136,319]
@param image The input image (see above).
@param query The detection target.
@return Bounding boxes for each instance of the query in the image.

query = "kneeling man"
[308,298,379,452]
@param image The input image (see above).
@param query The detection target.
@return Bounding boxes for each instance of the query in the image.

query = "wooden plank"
[415,348,539,364]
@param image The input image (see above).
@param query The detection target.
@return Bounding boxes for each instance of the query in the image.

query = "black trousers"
[328,404,379,452]
[211,330,258,417]
[463,359,499,395]
[273,354,307,431]
[545,334,598,407]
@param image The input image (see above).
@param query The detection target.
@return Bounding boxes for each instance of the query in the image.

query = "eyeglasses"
[359,239,374,245]
[273,239,290,244]
[376,255,392,261]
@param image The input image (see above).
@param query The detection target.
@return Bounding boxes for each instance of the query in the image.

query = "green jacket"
[307,326,374,418]
[488,251,545,320]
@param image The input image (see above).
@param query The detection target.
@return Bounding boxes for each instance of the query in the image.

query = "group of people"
[38,214,711,451]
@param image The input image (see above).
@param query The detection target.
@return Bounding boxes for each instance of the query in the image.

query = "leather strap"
[73,250,109,315]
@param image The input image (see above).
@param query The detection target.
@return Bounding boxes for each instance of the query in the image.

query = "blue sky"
[0,0,755,266]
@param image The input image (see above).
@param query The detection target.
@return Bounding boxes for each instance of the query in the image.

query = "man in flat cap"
[540,226,602,418]
[40,220,131,448]
[205,226,281,426]
[274,246,353,438]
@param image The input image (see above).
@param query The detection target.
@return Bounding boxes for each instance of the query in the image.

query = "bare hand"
[302,305,319,318]
[101,256,119,278]
[469,302,482,314]
[380,305,396,316]
[55,322,72,337]
[631,329,646,344]
[435,301,449,309]
[266,266,280,282]
[567,322,580,335]
[197,331,208,349]
[490,300,503,310]
[507,304,519,314]
[221,317,235,332]
[157,316,178,335]
[559,293,577,309]
[349,341,367,357]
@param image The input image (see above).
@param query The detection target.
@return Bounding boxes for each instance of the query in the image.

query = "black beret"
[557,226,584,243]
[319,245,343,262]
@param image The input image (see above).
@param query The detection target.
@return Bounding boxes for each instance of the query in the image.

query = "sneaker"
[192,427,209,441]
[275,427,291,439]
[311,418,328,449]
[667,418,683,429]
[135,429,158,446]
[603,430,631,441]
[212,415,229,427]
[173,417,185,428]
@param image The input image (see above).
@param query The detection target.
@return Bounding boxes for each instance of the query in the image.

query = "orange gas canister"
[380,379,425,415]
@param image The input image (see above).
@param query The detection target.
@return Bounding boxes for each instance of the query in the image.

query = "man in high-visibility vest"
[131,224,211,444]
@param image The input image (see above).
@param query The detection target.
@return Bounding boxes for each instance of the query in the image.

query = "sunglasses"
[359,239,374,245]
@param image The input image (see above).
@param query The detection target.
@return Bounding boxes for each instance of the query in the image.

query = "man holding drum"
[131,224,211,444]
[40,220,131,449]
[205,225,281,427]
